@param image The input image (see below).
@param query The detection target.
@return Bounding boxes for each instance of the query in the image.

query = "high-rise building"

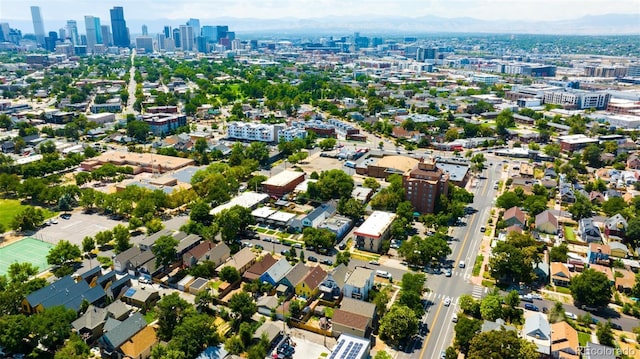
[58,28,66,42]
[45,31,58,51]
[179,25,194,51]
[94,17,102,44]
[402,158,449,214]
[30,6,46,46]
[100,25,111,46]
[216,25,228,42]
[187,18,200,39]
[172,28,181,48]
[84,16,97,52]
[163,26,171,39]
[0,23,11,42]
[135,36,153,53]
[66,20,79,46]
[142,24,148,36]
[110,6,129,48]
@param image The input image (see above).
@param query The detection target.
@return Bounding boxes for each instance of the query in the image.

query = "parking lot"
[287,327,335,359]
[36,212,126,246]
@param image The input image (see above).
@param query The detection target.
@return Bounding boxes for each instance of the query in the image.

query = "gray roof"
[304,202,337,223]
[436,162,469,182]
[604,213,627,230]
[206,243,231,264]
[101,312,147,349]
[481,318,516,332]
[345,267,373,288]
[72,305,108,331]
[138,228,174,249]
[264,258,293,284]
[123,286,159,303]
[257,295,279,309]
[176,233,202,254]
[340,297,376,319]
[523,312,551,340]
[114,247,143,268]
[253,321,282,342]
[171,166,200,184]
[106,300,130,319]
[330,264,351,289]
[103,317,122,333]
[284,262,309,287]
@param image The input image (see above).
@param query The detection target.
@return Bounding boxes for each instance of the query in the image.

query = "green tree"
[146,218,165,234]
[495,191,522,209]
[54,333,90,359]
[303,227,337,250]
[596,321,615,347]
[190,200,213,226]
[570,268,612,308]
[601,197,626,217]
[289,299,303,319]
[126,120,151,142]
[31,305,78,351]
[94,229,113,247]
[459,294,480,318]
[112,224,131,253]
[228,291,257,322]
[152,235,179,268]
[215,205,255,244]
[170,314,220,358]
[336,250,351,266]
[480,294,503,321]
[379,305,419,346]
[156,293,193,340]
[454,316,482,354]
[7,262,39,283]
[548,301,566,323]
[0,314,31,353]
[582,144,602,168]
[337,197,365,219]
[467,330,537,359]
[47,240,81,267]
[318,138,337,150]
[568,194,593,221]
[363,177,380,191]
[489,232,541,285]
[10,206,45,231]
[307,169,354,200]
[549,243,569,263]
[219,266,240,283]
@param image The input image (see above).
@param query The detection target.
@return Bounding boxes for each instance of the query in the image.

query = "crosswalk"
[471,285,486,299]
[423,291,459,305]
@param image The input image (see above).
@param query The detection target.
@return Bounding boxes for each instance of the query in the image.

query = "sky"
[1,0,639,33]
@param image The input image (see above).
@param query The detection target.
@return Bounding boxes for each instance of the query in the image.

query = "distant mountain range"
[6,13,639,37]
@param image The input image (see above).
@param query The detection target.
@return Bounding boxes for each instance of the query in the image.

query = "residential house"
[77,266,103,286]
[114,247,144,273]
[99,312,148,357]
[614,268,635,293]
[535,210,559,234]
[253,322,284,348]
[256,295,280,317]
[589,191,605,204]
[603,214,627,238]
[96,270,117,289]
[279,262,308,292]
[560,184,576,204]
[72,305,108,343]
[22,275,106,314]
[243,254,277,282]
[296,265,327,298]
[121,286,160,309]
[550,262,571,287]
[589,264,614,284]
[609,241,629,258]
[301,202,337,228]
[587,243,611,265]
[481,318,516,333]
[342,267,375,301]
[217,247,257,274]
[106,300,130,321]
[627,153,640,169]
[583,342,615,359]
[205,243,231,267]
[106,275,132,300]
[522,312,551,356]
[550,321,579,359]
[182,240,216,268]
[332,298,377,338]
[503,206,526,228]
[319,264,351,301]
[259,258,292,286]
[578,218,602,243]
[534,261,550,284]
[604,189,622,202]
[118,325,158,359]
[544,167,558,179]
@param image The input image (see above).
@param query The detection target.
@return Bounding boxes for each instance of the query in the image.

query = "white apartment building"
[227,122,275,142]
[543,90,610,110]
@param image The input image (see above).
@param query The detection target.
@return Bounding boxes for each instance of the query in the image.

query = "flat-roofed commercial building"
[81,151,194,174]
[262,170,305,198]
[354,211,396,253]
[558,134,599,152]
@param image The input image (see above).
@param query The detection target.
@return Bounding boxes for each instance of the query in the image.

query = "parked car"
[281,250,289,256]
[321,259,333,266]
[445,269,452,277]
[307,256,318,262]
[255,244,264,250]
[524,303,539,311]
[368,261,380,265]
[565,312,578,320]
[242,242,253,248]
[60,213,72,219]
[519,295,534,303]
[338,243,347,250]
[480,226,486,232]
[611,322,622,330]
[376,270,391,279]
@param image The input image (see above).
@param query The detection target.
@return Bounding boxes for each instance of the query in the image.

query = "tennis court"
[0,237,53,276]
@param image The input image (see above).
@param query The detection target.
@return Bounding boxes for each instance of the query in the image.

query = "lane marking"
[420,301,444,359]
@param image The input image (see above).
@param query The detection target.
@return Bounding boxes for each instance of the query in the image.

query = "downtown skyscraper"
[30,6,45,46]
[109,6,129,48]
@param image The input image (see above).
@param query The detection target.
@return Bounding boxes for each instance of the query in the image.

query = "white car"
[452,313,458,322]
[565,312,578,320]
[444,297,451,306]
[530,293,543,300]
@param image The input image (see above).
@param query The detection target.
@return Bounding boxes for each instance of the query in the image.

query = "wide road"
[399,158,503,359]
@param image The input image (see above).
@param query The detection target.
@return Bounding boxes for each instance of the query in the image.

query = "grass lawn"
[143,310,156,324]
[211,280,223,290]
[565,227,576,242]
[578,332,591,346]
[0,199,25,229]
[254,227,268,234]
[472,255,484,276]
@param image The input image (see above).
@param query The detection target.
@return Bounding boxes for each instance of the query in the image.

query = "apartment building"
[402,157,449,214]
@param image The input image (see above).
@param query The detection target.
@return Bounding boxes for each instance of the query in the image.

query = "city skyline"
[2,0,639,34]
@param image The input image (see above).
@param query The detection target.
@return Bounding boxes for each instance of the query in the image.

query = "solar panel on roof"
[124,288,136,297]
